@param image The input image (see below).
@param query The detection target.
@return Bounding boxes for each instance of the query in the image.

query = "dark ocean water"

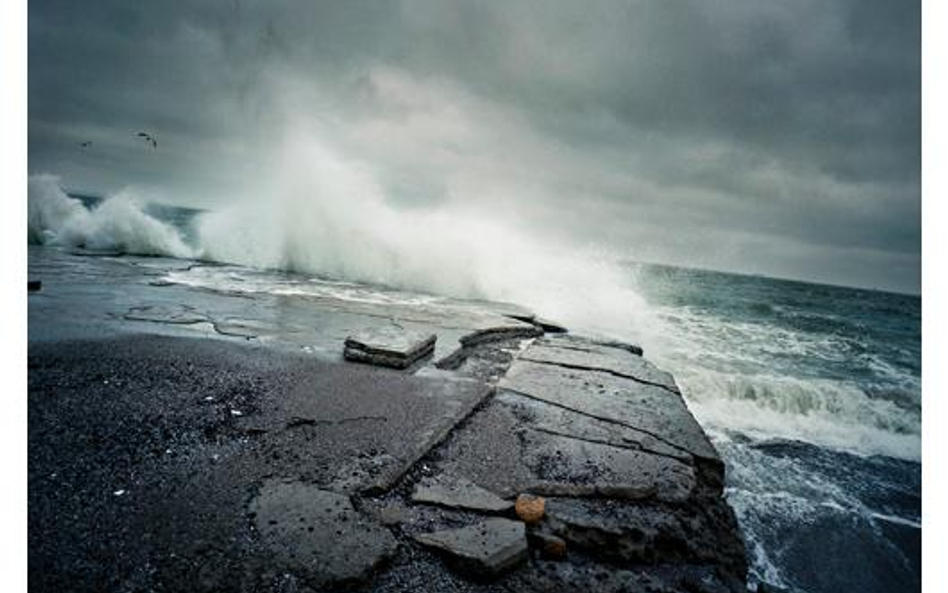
[634,264,921,593]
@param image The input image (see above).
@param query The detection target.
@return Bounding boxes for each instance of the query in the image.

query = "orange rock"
[515,494,545,524]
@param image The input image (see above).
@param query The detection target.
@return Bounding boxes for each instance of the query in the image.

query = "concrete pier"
[28,246,747,592]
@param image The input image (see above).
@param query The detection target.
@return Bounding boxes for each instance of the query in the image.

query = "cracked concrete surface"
[28,246,747,593]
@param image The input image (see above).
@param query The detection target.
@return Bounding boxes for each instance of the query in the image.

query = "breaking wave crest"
[678,369,920,460]
[27,151,653,342]
[28,174,194,259]
[193,139,654,340]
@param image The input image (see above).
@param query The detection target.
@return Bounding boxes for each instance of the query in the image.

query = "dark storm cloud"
[28,0,920,292]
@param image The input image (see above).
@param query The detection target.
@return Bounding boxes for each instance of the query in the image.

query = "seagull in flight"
[137,131,157,149]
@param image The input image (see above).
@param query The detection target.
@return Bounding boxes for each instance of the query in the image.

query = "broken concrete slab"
[433,320,541,371]
[231,361,491,494]
[550,333,644,356]
[344,327,437,369]
[498,359,720,468]
[430,395,696,504]
[518,427,696,503]
[497,390,692,462]
[522,335,677,391]
[432,402,537,499]
[457,321,542,347]
[544,497,747,577]
[249,480,397,588]
[413,518,528,577]
[411,473,513,513]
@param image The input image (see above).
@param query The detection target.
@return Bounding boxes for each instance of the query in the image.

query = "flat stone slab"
[344,328,437,368]
[497,390,691,462]
[411,473,513,513]
[249,480,397,588]
[498,359,718,464]
[521,336,677,392]
[414,518,528,576]
[518,427,696,502]
[233,361,491,494]
[432,396,696,503]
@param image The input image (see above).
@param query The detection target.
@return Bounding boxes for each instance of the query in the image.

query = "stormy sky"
[28,0,920,293]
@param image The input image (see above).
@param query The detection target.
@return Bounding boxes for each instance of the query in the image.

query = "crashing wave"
[677,369,920,461]
[28,174,194,259]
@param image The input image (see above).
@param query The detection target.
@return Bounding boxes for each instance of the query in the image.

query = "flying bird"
[136,131,157,149]
[79,141,92,148]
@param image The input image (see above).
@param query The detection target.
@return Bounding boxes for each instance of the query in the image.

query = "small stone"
[414,518,528,577]
[515,494,545,524]
[528,532,567,560]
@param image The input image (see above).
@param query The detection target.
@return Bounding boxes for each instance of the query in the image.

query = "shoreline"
[28,246,748,592]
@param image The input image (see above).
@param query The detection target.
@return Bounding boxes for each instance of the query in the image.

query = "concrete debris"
[249,480,398,588]
[344,328,436,369]
[412,473,513,513]
[413,518,528,577]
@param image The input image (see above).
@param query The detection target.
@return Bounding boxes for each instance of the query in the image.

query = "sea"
[28,175,922,593]
[636,264,921,593]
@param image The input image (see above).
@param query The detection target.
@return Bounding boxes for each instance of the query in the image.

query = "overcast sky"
[28,0,920,293]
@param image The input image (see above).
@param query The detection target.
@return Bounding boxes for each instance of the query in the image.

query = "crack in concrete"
[516,355,680,395]
[498,386,701,462]
[239,415,389,435]
[286,415,388,428]
[526,425,693,466]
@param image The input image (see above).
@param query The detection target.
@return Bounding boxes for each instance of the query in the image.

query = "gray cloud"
[28,0,920,293]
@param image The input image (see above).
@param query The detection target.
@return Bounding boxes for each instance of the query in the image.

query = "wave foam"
[28,175,194,258]
[192,136,654,341]
[679,370,920,460]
